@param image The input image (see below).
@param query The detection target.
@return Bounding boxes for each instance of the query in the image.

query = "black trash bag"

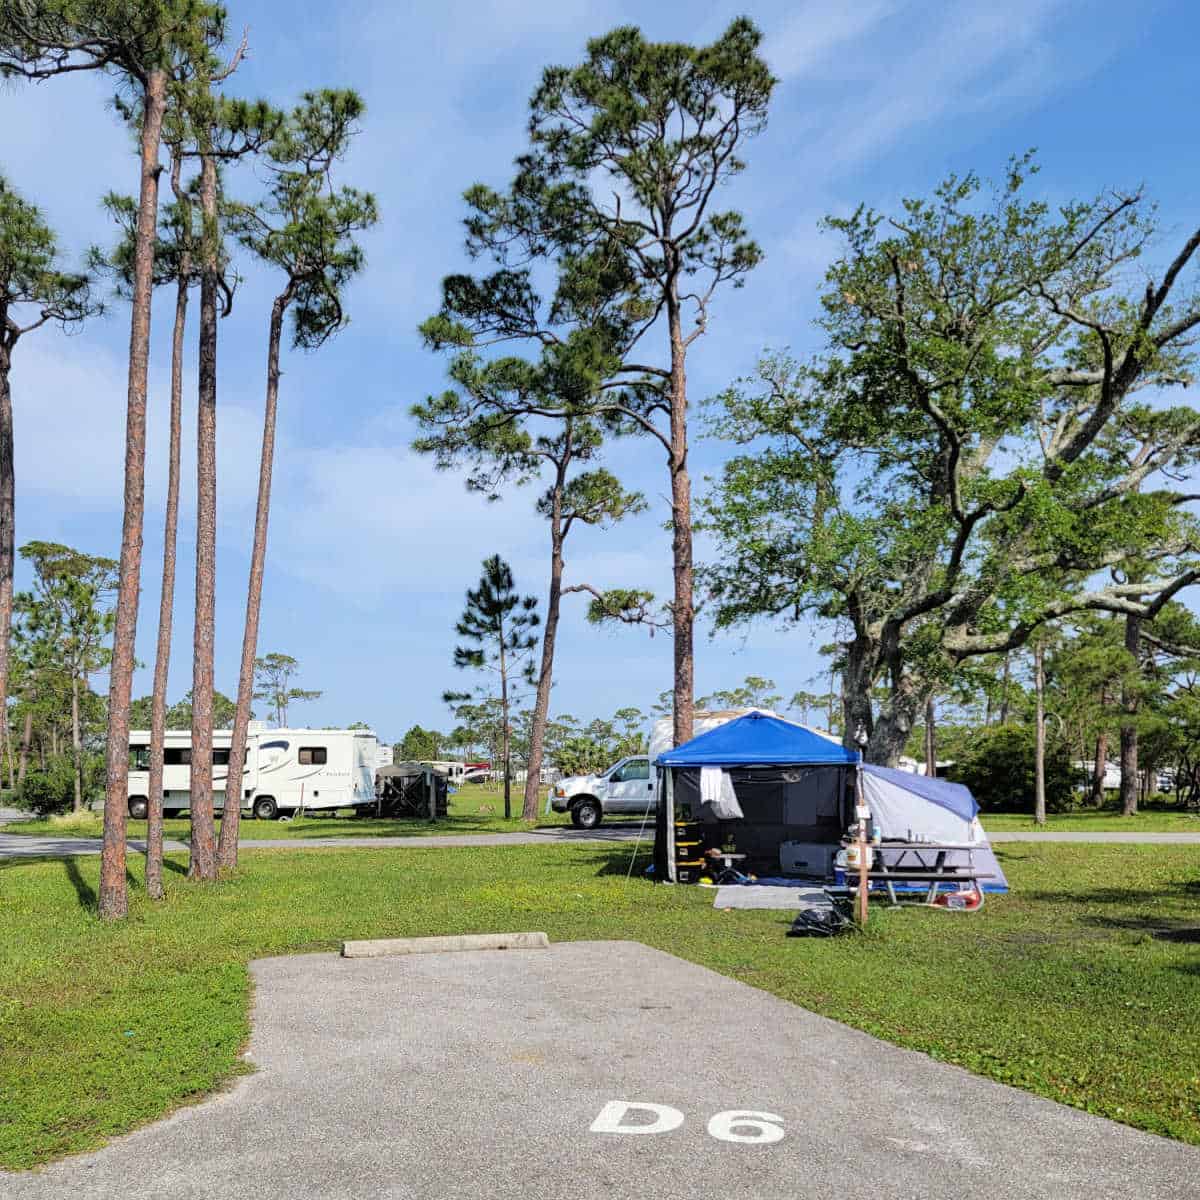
[787,903,855,938]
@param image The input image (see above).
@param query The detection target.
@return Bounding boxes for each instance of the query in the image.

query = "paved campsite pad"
[6,942,1196,1199]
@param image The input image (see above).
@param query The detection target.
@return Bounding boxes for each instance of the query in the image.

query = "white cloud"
[765,0,902,80]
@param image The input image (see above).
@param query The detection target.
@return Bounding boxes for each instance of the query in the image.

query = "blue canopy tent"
[653,712,1007,891]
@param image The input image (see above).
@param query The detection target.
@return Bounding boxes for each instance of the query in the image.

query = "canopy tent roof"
[862,762,979,823]
[655,712,858,767]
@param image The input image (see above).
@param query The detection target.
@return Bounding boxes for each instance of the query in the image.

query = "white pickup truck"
[549,755,654,828]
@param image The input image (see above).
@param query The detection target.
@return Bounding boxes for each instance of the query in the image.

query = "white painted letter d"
[589,1101,685,1135]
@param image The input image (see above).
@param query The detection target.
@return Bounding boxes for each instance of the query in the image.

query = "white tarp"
[700,767,743,819]
[860,769,979,843]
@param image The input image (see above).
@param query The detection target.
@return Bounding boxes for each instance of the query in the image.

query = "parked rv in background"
[126,727,380,820]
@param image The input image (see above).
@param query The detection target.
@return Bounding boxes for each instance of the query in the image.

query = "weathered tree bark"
[1120,612,1141,817]
[0,334,15,777]
[998,654,1011,724]
[100,67,168,921]
[188,148,219,881]
[841,634,877,755]
[70,673,81,812]
[1088,729,1108,807]
[17,708,31,786]
[146,240,189,900]
[666,288,694,748]
[220,285,292,870]
[521,470,565,822]
[1034,640,1046,825]
[923,694,937,777]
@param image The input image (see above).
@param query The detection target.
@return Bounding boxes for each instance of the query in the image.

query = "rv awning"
[655,712,858,767]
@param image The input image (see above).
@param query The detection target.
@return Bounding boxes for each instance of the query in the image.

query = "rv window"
[212,749,230,766]
[164,747,192,766]
[129,745,150,771]
[299,747,328,765]
[260,739,289,753]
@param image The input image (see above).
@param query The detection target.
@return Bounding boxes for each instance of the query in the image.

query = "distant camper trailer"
[418,760,472,784]
[126,727,380,821]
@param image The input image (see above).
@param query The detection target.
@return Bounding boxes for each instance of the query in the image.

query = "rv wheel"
[127,796,149,820]
[252,796,279,821]
[571,798,602,829]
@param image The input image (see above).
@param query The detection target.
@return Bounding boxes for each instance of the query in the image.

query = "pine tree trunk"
[146,256,188,900]
[521,494,564,821]
[1034,640,1046,825]
[189,149,219,881]
[220,287,291,869]
[499,632,511,820]
[71,673,82,812]
[1088,730,1108,808]
[1120,613,1140,817]
[100,68,167,921]
[998,654,1011,724]
[0,336,15,780]
[17,708,31,786]
[666,294,694,747]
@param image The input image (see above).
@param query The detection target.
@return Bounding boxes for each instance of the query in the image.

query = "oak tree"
[704,160,1200,765]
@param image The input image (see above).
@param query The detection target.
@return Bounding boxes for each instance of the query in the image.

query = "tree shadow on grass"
[1083,914,1200,943]
[586,844,656,878]
[62,856,96,910]
[1024,879,1200,906]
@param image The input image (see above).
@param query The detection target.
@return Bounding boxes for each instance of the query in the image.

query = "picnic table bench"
[848,842,994,906]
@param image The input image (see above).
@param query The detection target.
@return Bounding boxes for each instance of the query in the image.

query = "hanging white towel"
[700,767,744,820]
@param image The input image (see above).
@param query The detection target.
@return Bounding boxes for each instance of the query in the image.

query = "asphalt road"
[5,941,1195,1199]
[3,823,1200,859]
[0,823,653,859]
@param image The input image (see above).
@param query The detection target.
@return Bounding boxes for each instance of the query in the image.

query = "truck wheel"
[128,796,149,820]
[252,796,278,821]
[571,798,602,829]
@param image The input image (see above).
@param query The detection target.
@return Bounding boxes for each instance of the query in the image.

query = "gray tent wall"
[654,764,854,882]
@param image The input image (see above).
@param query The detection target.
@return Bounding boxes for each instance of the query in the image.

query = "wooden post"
[855,755,869,927]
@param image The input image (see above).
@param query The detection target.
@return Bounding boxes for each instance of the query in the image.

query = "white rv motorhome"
[126,727,380,820]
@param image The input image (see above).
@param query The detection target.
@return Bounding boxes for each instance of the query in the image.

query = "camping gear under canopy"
[652,713,1007,892]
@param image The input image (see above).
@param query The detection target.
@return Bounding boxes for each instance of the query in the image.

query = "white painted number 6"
[707,1110,785,1145]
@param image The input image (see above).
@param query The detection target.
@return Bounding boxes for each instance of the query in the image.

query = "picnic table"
[850,841,995,906]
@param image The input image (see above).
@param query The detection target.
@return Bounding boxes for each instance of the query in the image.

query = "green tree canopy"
[703,159,1200,764]
[422,18,775,746]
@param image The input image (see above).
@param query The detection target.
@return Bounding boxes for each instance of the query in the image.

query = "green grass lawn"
[3,782,574,841]
[984,808,1200,832]
[0,841,1197,1170]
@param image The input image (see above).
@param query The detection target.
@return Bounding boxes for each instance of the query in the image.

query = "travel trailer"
[126,727,380,820]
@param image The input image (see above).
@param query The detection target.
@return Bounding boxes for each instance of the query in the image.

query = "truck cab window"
[612,759,649,782]
[299,747,328,765]
[212,749,230,766]
[129,745,150,771]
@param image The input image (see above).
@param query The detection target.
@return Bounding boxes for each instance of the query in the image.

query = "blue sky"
[3,0,1196,744]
